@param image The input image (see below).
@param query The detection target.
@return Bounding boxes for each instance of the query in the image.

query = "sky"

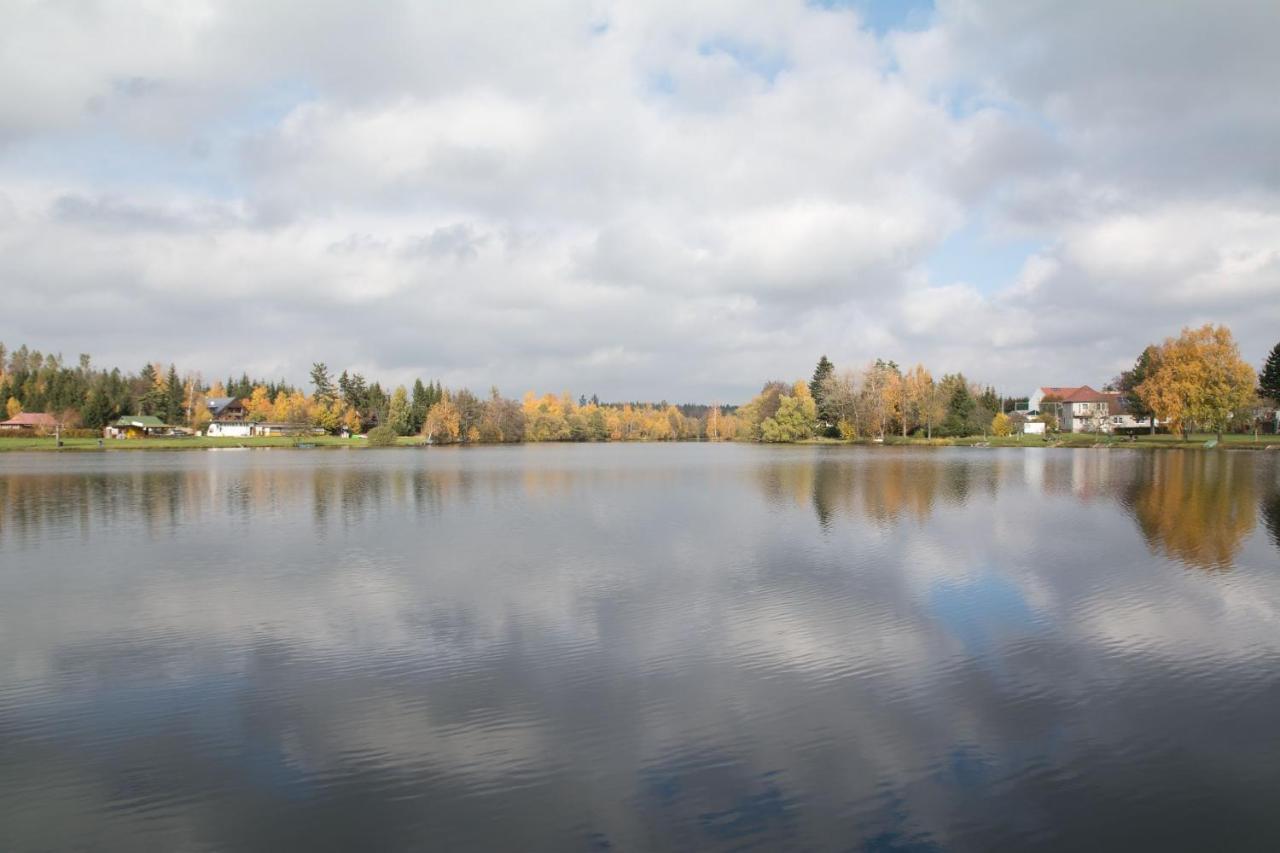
[1,0,1278,403]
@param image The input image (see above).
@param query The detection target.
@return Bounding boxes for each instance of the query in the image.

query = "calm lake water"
[2,444,1279,851]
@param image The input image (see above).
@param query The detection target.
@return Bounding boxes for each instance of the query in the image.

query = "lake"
[2,444,1279,851]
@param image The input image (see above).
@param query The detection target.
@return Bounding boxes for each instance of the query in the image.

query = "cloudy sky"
[1,0,1277,402]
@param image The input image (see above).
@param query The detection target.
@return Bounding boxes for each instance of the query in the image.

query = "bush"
[366,425,398,447]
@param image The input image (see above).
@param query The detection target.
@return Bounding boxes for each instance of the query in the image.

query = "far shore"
[1,432,1278,453]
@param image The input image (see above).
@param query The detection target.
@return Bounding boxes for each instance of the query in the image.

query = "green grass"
[874,432,1279,450]
[0,435,429,452]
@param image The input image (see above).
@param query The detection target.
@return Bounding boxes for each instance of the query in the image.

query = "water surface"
[2,445,1279,851]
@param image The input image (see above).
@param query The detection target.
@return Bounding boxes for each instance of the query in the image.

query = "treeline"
[4,325,1275,442]
[735,357,1013,442]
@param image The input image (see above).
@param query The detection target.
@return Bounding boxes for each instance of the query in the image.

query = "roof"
[206,396,236,415]
[1103,391,1129,415]
[113,415,167,427]
[1036,386,1085,400]
[1059,385,1109,403]
[0,412,57,427]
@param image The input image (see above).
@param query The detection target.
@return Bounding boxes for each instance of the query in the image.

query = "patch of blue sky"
[810,0,935,36]
[2,79,317,199]
[926,216,1047,294]
[697,37,790,84]
[645,69,678,97]
[931,81,1059,136]
[928,571,1040,659]
[2,131,238,199]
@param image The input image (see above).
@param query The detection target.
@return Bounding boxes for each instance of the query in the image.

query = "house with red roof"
[0,412,58,433]
[1029,385,1157,433]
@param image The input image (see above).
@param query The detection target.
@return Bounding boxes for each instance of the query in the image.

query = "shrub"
[366,425,398,447]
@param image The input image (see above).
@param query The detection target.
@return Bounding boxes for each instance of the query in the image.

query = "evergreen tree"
[138,363,164,415]
[165,364,184,424]
[1118,346,1159,433]
[411,378,430,433]
[81,386,113,429]
[809,354,836,434]
[1260,341,1280,402]
[941,374,975,436]
[310,362,335,404]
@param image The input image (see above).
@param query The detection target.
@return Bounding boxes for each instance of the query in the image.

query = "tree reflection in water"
[1122,451,1257,571]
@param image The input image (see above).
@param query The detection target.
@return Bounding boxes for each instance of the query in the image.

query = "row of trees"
[730,358,1008,443]
[4,327,1277,442]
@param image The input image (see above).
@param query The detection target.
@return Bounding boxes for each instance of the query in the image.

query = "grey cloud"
[1,1,1278,400]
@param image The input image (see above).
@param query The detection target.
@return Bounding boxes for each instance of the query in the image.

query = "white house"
[205,421,306,437]
[1029,385,1159,433]
[206,421,254,438]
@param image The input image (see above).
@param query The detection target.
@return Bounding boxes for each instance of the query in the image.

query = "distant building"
[1028,387,1082,415]
[205,421,306,437]
[205,420,253,438]
[1028,385,1158,433]
[0,412,58,433]
[106,415,169,439]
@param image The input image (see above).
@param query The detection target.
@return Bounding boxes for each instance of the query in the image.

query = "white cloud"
[0,1,1277,400]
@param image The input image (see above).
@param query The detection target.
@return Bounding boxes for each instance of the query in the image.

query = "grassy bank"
[0,435,426,452]
[836,432,1280,450]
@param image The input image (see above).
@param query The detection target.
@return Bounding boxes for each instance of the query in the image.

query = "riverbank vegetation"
[1,324,1275,448]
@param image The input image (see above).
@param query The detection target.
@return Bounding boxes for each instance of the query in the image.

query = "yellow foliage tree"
[246,386,273,422]
[1138,324,1256,440]
[191,397,212,432]
[5,397,21,419]
[902,364,933,437]
[342,406,363,434]
[423,400,461,444]
[273,390,311,425]
[991,411,1012,437]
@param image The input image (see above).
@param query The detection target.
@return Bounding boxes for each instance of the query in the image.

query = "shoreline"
[2,434,1277,453]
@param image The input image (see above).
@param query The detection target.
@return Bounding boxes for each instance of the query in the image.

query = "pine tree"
[1119,346,1159,433]
[165,365,184,424]
[1259,341,1280,434]
[411,379,429,433]
[310,362,335,404]
[1260,341,1280,402]
[809,355,835,434]
[81,386,113,429]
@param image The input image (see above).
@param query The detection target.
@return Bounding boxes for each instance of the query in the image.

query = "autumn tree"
[191,397,213,432]
[5,396,20,418]
[819,369,860,439]
[858,360,899,439]
[991,411,1012,437]
[1137,324,1256,441]
[387,385,412,435]
[423,398,461,444]
[760,382,817,442]
[734,381,789,441]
